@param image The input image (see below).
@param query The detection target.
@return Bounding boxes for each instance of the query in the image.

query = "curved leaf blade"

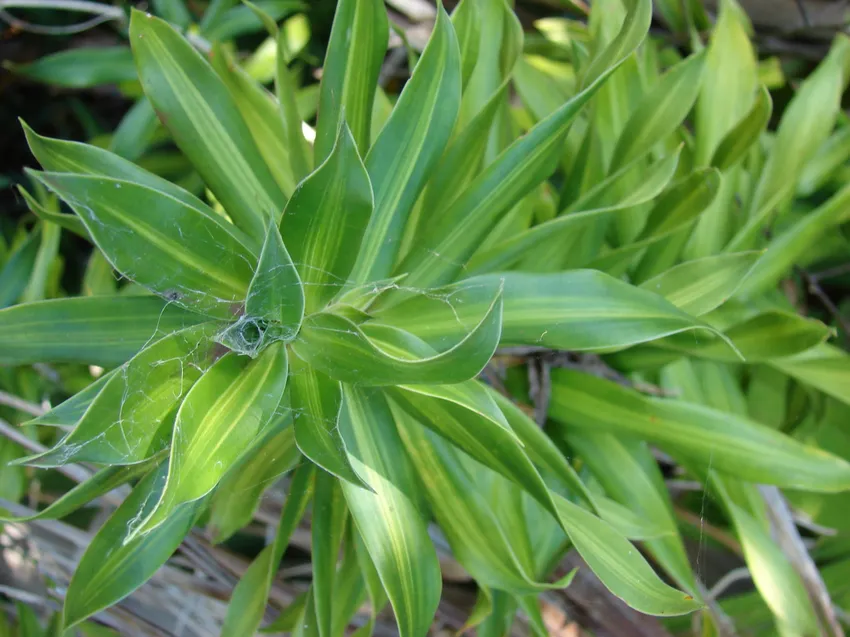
[350,5,462,284]
[549,370,850,492]
[283,123,373,313]
[0,296,207,366]
[134,343,289,536]
[33,171,257,319]
[340,386,441,637]
[130,9,285,239]
[63,462,202,630]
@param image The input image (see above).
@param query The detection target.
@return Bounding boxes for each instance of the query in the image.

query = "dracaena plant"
[3,0,850,635]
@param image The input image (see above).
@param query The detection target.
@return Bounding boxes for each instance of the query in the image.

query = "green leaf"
[549,370,850,492]
[6,47,137,88]
[109,97,160,161]
[0,229,39,309]
[276,27,312,181]
[639,252,761,316]
[390,381,553,509]
[339,386,441,637]
[581,0,652,88]
[282,123,373,313]
[221,464,314,637]
[611,51,706,171]
[394,408,573,594]
[292,287,502,385]
[245,221,303,336]
[727,34,850,251]
[737,183,850,297]
[312,470,348,637]
[27,371,115,428]
[451,0,480,89]
[374,271,725,352]
[17,186,89,240]
[465,149,680,274]
[770,344,850,407]
[203,1,304,41]
[564,432,696,592]
[489,390,595,508]
[289,357,365,486]
[133,343,289,536]
[20,324,221,467]
[315,0,388,161]
[0,296,206,366]
[648,311,831,363]
[208,414,300,543]
[33,171,257,319]
[398,77,632,288]
[552,493,700,616]
[349,5,462,284]
[23,123,226,232]
[130,9,285,240]
[0,460,155,523]
[63,462,202,630]
[417,84,509,232]
[709,85,772,171]
[588,168,721,274]
[210,46,298,197]
[694,0,759,166]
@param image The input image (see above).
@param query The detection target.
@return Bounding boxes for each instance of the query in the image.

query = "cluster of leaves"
[2,0,850,635]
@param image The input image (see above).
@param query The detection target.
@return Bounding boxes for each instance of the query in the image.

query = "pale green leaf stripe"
[221,465,314,637]
[133,343,289,537]
[64,463,203,629]
[315,0,388,161]
[130,10,284,240]
[33,172,256,319]
[374,271,726,352]
[19,323,221,468]
[340,386,441,637]
[290,358,365,487]
[466,151,680,274]
[22,124,254,249]
[350,5,462,284]
[283,123,373,313]
[0,296,206,366]
[640,252,761,316]
[0,460,155,523]
[549,370,850,492]
[611,51,706,171]
[292,286,502,385]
